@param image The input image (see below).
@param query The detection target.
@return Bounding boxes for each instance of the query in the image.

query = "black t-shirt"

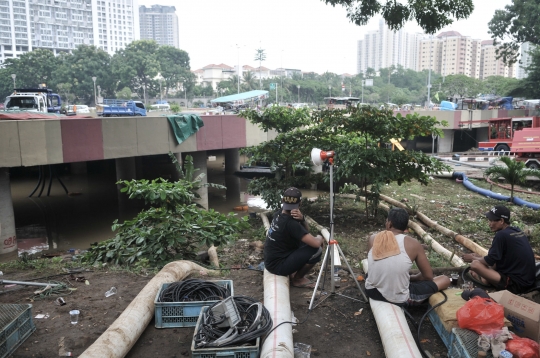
[264,211,308,273]
[484,226,536,288]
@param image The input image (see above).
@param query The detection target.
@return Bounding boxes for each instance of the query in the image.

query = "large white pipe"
[362,259,422,358]
[79,261,215,358]
[260,269,294,358]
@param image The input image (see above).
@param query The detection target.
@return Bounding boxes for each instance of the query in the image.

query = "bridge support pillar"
[224,148,240,175]
[115,157,137,217]
[0,168,17,255]
[191,151,208,210]
[439,130,454,153]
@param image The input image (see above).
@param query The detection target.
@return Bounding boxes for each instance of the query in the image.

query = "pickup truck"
[96,99,147,117]
[4,87,62,113]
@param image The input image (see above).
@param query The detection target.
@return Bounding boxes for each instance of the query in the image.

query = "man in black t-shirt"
[462,205,536,294]
[264,187,324,288]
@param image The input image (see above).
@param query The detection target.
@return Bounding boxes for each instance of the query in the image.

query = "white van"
[150,103,170,111]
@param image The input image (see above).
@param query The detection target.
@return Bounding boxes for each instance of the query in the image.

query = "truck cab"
[4,87,62,113]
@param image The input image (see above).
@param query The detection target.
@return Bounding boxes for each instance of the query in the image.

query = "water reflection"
[7,151,324,259]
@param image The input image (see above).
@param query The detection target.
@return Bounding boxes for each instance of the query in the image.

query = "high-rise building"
[479,40,514,79]
[0,0,139,62]
[357,19,424,75]
[139,5,178,48]
[417,31,482,78]
[517,42,535,79]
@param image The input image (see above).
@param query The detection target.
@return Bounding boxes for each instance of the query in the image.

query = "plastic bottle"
[105,287,117,297]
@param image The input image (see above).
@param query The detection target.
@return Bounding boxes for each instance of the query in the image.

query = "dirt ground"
[3,177,540,357]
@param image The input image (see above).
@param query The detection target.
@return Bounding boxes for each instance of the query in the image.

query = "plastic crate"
[428,307,493,358]
[0,304,36,358]
[154,280,233,328]
[191,306,260,358]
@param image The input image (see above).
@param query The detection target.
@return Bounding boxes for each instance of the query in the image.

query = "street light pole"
[427,35,433,109]
[236,44,241,94]
[159,80,162,102]
[329,85,331,97]
[91,76,97,106]
[297,85,300,103]
[361,80,364,104]
[11,74,16,89]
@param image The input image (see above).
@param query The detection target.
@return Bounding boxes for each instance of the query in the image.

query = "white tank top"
[365,234,412,303]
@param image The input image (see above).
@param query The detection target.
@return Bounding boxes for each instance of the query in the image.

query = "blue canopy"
[440,101,456,111]
[211,90,269,105]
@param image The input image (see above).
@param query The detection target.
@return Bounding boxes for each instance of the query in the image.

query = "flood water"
[8,151,323,259]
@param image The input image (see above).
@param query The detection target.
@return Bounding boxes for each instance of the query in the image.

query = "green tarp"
[167,114,204,145]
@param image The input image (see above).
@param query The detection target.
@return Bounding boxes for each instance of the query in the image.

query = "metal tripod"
[308,162,368,309]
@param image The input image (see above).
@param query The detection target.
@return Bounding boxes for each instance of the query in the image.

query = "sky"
[138,0,513,75]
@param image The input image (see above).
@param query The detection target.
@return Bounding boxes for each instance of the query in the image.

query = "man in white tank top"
[365,208,451,306]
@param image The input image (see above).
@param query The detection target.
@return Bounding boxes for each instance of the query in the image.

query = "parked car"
[64,105,90,116]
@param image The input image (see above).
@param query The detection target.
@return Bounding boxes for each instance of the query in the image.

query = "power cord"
[157,278,231,303]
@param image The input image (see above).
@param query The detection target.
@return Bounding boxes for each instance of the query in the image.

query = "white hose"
[362,259,422,358]
[260,269,294,358]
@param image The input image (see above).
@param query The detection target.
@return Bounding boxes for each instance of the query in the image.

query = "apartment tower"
[139,5,178,48]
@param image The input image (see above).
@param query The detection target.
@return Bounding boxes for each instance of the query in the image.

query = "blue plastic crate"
[191,306,260,358]
[428,307,493,358]
[154,280,233,328]
[0,304,36,358]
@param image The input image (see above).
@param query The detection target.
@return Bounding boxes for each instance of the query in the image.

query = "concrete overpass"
[0,108,529,255]
[0,113,276,255]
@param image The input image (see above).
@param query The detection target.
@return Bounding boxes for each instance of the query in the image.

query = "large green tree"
[488,0,540,65]
[111,40,160,103]
[156,46,193,96]
[55,45,115,105]
[323,0,474,34]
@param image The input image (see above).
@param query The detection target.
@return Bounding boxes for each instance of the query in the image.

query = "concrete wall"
[0,114,275,168]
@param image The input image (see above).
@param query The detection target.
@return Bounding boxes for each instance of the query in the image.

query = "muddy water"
[8,152,323,259]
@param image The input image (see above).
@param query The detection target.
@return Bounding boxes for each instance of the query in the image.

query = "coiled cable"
[157,279,231,303]
[194,295,273,348]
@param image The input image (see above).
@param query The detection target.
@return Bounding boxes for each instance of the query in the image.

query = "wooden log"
[207,245,219,268]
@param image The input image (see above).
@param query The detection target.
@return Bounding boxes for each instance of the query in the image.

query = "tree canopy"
[323,0,474,34]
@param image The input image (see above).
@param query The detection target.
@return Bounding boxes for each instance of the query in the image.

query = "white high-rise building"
[517,42,535,79]
[139,5,178,48]
[0,0,139,62]
[357,19,425,75]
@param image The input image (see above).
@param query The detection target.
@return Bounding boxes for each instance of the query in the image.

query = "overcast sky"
[138,0,512,75]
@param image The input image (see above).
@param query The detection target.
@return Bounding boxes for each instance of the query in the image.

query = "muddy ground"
[2,177,540,357]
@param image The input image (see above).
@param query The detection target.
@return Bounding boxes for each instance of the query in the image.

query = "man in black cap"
[462,205,536,294]
[264,187,324,288]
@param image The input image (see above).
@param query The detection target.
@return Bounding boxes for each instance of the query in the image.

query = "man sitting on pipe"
[264,187,324,288]
[365,208,451,306]
[462,205,536,294]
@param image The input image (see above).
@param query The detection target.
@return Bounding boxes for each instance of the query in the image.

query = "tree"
[484,156,540,202]
[111,40,160,104]
[488,0,540,65]
[240,105,449,212]
[242,71,257,91]
[254,48,266,90]
[116,87,132,100]
[482,76,520,97]
[156,46,193,96]
[54,45,115,104]
[322,0,474,34]
[438,74,481,99]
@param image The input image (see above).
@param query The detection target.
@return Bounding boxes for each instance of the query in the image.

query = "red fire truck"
[512,128,540,169]
[476,116,540,152]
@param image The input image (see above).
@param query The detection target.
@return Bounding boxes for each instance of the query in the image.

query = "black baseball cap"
[485,205,510,221]
[282,187,302,210]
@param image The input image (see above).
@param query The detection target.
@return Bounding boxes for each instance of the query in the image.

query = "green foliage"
[84,153,242,266]
[85,205,247,266]
[170,103,181,113]
[488,0,539,65]
[241,106,311,133]
[240,104,451,213]
[484,157,540,201]
[117,87,132,100]
[322,0,474,34]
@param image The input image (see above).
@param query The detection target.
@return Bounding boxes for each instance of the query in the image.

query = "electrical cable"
[194,295,273,348]
[157,279,231,303]
[410,290,448,358]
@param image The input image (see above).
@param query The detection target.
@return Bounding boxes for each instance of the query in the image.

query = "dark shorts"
[271,244,322,277]
[494,272,531,294]
[366,280,439,307]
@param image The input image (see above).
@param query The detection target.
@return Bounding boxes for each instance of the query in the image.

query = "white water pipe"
[79,261,215,358]
[362,259,422,358]
[260,269,294,358]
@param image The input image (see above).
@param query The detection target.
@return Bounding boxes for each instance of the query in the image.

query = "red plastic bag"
[506,334,540,358]
[456,297,505,334]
